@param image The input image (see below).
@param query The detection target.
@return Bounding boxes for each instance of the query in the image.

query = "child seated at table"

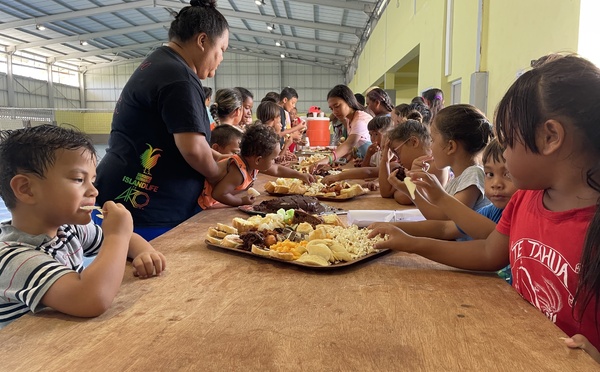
[370,54,600,363]
[210,124,243,155]
[387,104,493,218]
[373,139,517,283]
[0,125,166,329]
[255,100,302,166]
[198,124,314,209]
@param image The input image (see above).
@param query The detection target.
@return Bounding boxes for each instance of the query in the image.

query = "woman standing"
[95,0,229,240]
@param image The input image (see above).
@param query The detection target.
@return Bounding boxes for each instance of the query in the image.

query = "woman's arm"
[174,132,220,183]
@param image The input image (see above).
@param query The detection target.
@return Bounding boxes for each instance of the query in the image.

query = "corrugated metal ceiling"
[0,0,388,73]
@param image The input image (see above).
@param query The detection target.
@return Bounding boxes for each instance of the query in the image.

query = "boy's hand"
[362,181,379,191]
[368,223,415,251]
[240,195,256,205]
[132,251,167,279]
[387,168,409,193]
[366,143,380,157]
[300,173,315,184]
[322,174,339,185]
[564,334,600,363]
[101,201,133,238]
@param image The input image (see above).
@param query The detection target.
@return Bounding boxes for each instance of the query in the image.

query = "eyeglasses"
[391,137,413,157]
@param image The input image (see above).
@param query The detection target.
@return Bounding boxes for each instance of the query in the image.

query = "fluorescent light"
[35,24,46,31]
[267,23,275,31]
[280,53,285,58]
[255,0,265,5]
[80,40,88,46]
[275,41,281,47]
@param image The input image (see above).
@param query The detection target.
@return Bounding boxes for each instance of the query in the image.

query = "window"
[52,63,79,87]
[12,51,47,81]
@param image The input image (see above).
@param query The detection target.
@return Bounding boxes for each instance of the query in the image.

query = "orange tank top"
[198,154,258,209]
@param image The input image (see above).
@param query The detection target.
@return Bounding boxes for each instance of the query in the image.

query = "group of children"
[0,53,598,363]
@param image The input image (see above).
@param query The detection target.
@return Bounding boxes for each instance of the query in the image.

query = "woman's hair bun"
[190,0,216,7]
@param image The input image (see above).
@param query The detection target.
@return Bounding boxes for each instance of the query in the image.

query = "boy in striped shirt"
[0,125,166,329]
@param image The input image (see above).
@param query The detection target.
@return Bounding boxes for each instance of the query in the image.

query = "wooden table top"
[0,175,597,371]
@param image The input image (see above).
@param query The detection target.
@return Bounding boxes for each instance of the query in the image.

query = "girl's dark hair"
[279,87,298,101]
[0,125,96,210]
[495,53,600,323]
[481,138,505,165]
[354,93,366,106]
[327,85,364,111]
[202,86,213,100]
[408,102,432,125]
[241,124,279,158]
[411,96,425,105]
[210,124,243,147]
[256,101,281,123]
[422,88,444,118]
[261,91,280,103]
[366,88,394,113]
[234,87,253,101]
[367,116,393,132]
[210,88,242,125]
[393,103,410,118]
[388,119,430,147]
[168,0,229,42]
[433,104,493,155]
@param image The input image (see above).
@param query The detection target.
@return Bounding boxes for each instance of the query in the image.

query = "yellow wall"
[483,0,580,113]
[54,111,112,134]
[349,0,582,117]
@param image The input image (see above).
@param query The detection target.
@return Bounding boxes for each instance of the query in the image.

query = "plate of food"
[205,213,389,269]
[264,178,308,195]
[238,195,346,216]
[305,181,369,201]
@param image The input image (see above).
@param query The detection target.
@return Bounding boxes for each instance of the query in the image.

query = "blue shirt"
[456,204,512,284]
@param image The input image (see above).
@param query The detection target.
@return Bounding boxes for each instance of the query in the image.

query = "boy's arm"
[41,202,133,317]
[211,162,254,206]
[263,165,314,184]
[434,193,498,240]
[127,233,167,279]
[378,139,397,198]
[323,167,379,184]
[369,225,510,271]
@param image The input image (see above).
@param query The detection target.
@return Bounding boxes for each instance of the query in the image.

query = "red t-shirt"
[497,189,599,349]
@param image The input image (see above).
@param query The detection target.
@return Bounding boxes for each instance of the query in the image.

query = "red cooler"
[305,117,330,147]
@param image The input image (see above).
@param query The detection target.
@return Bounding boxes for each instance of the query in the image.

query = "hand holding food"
[406,170,447,204]
[99,201,133,238]
[247,187,261,197]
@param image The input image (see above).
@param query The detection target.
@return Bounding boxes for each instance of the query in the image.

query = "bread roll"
[232,217,255,233]
[251,244,271,257]
[217,223,238,234]
[221,234,243,248]
[208,228,228,239]
[247,187,260,197]
[206,236,223,245]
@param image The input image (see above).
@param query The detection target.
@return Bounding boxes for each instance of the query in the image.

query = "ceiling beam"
[154,0,360,34]
[230,27,356,49]
[0,0,154,31]
[229,41,348,62]
[227,49,343,71]
[284,0,373,12]
[50,41,162,63]
[12,22,167,51]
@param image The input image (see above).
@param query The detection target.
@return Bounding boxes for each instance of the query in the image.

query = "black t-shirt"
[95,47,210,228]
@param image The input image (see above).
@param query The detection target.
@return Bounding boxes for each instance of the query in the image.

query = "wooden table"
[0,175,597,371]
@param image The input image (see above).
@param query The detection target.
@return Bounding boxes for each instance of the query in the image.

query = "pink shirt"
[348,110,372,147]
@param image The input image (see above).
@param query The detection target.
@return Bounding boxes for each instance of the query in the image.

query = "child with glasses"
[379,118,450,205]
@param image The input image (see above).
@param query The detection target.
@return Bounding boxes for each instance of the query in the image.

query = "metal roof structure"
[0,0,388,74]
